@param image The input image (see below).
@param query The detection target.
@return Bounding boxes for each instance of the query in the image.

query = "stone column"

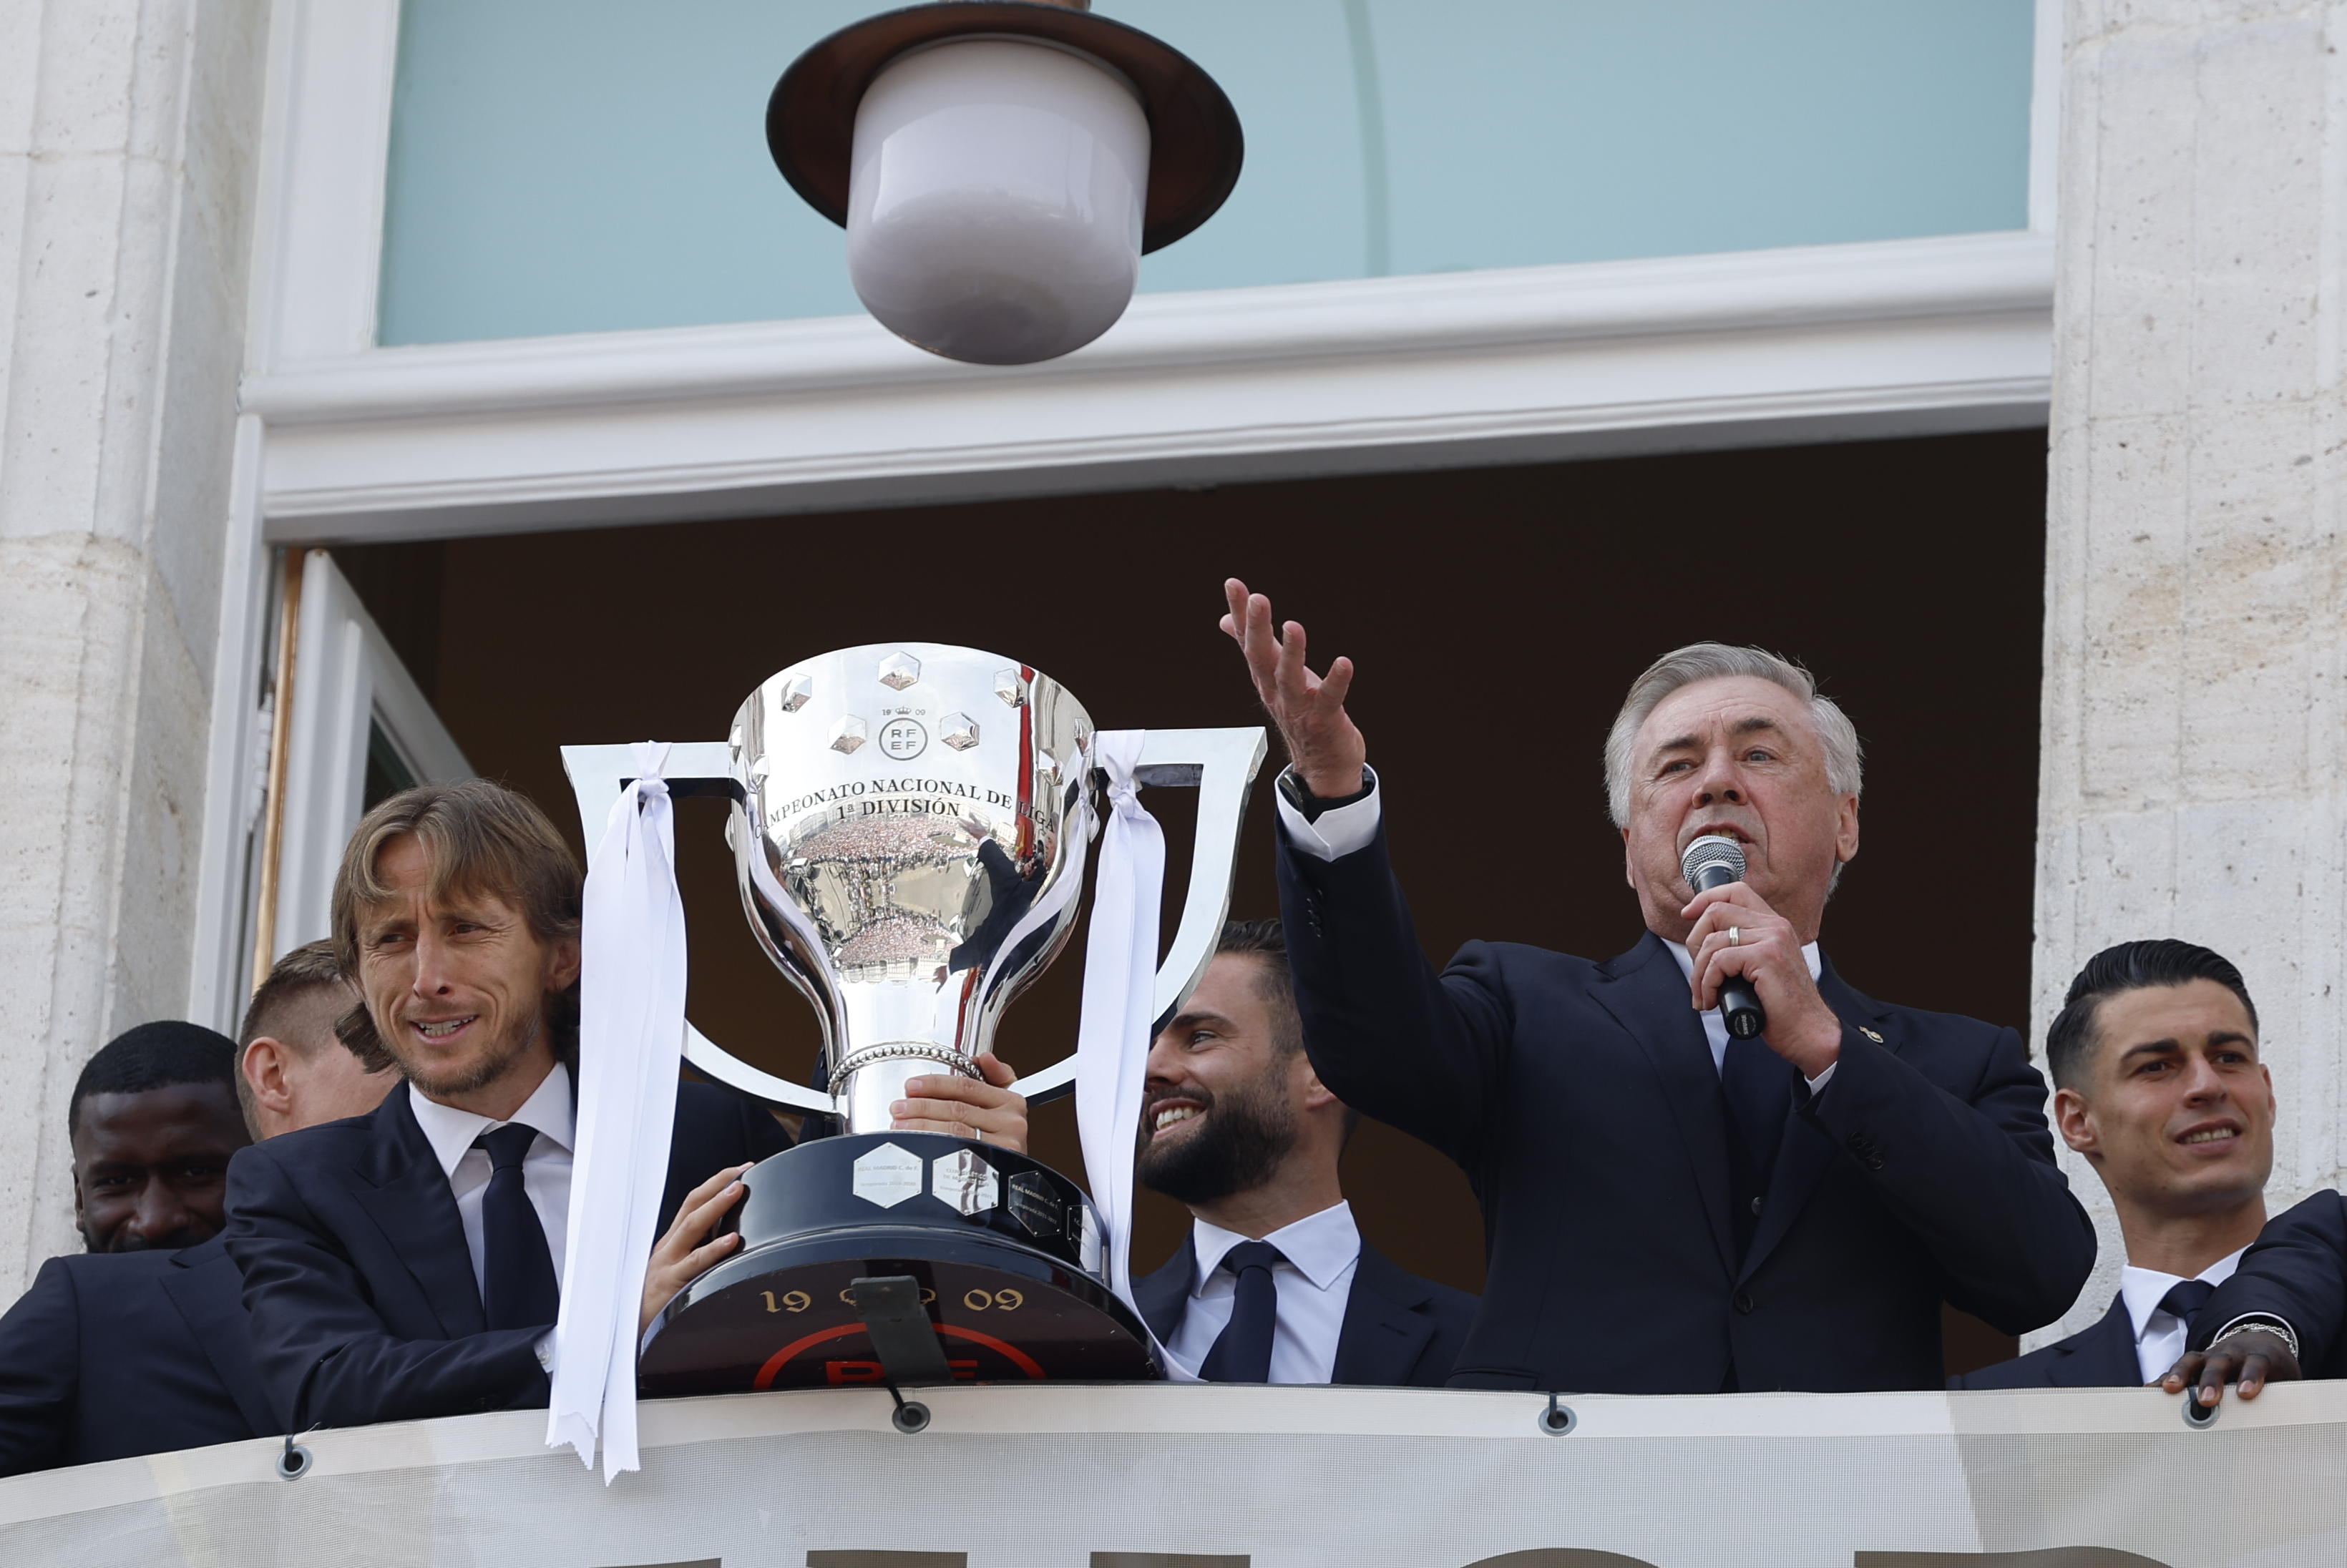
[2035,0,2347,1343]
[0,0,268,1293]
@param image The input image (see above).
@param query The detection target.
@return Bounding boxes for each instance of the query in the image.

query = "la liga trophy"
[563,644,1262,1398]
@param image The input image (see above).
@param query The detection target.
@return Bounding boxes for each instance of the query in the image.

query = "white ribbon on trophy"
[550,740,685,1481]
[1073,729,1163,1308]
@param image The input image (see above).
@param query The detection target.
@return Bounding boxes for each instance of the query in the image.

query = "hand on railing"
[2160,1324,2301,1408]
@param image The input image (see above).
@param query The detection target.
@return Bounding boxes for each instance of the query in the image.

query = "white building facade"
[0,0,2318,1355]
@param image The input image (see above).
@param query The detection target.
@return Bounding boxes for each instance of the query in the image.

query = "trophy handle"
[560,741,843,1118]
[682,1024,840,1117]
[1008,725,1267,1105]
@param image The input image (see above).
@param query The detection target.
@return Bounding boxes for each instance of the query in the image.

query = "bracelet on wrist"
[2208,1315,2299,1363]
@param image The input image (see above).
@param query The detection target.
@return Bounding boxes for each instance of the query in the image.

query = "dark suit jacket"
[1134,1231,1478,1388]
[1277,819,2094,1395]
[2190,1190,2347,1377]
[225,1079,791,1431]
[1951,1294,2139,1388]
[0,1236,272,1474]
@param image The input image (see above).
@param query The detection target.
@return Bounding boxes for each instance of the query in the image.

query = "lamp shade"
[769,2,1241,366]
[845,39,1148,364]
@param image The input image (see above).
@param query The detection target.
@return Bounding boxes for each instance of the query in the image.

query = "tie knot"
[1221,1240,1285,1277]
[2160,1278,2217,1323]
[477,1122,537,1172]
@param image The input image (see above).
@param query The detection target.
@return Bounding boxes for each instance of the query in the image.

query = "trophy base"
[639,1132,1161,1396]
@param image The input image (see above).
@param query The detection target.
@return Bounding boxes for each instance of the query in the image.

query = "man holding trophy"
[224,778,1031,1431]
[1220,580,2094,1393]
[231,641,1264,1441]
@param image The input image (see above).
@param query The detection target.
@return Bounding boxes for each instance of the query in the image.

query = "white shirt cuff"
[1275,770,1382,861]
[534,1331,557,1373]
[1803,1060,1837,1095]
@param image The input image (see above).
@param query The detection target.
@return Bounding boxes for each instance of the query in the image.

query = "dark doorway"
[336,426,2049,1376]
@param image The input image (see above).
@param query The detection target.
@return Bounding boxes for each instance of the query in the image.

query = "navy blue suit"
[2190,1190,2347,1377]
[1134,1233,1477,1388]
[1277,820,2094,1394]
[225,1079,791,1431]
[0,1236,271,1473]
[1951,1295,2139,1388]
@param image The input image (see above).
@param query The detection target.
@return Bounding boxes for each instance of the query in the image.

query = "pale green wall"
[379,1,2036,346]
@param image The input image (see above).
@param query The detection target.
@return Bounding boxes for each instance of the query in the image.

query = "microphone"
[1681,836,1766,1040]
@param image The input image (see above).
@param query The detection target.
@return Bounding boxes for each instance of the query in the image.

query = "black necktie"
[1722,1032,1798,1199]
[2159,1278,2216,1333]
[1197,1241,1285,1383]
[478,1122,560,1331]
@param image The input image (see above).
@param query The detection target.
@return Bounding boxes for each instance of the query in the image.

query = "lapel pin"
[1860,1026,1885,1043]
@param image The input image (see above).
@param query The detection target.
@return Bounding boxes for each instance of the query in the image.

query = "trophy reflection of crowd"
[0,595,2333,1476]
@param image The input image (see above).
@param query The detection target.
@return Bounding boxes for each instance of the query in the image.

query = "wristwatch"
[1276,765,1375,822]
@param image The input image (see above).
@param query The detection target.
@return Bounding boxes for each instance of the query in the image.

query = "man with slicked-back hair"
[1220,580,2093,1394]
[1955,941,2273,1388]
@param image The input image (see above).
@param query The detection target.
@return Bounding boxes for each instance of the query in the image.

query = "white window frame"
[188,0,2066,1021]
[189,547,469,1031]
[235,0,2064,547]
[271,548,471,960]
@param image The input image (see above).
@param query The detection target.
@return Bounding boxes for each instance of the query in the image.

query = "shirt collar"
[406,1061,575,1181]
[1189,1200,1360,1294]
[1663,939,1823,989]
[2118,1245,2247,1343]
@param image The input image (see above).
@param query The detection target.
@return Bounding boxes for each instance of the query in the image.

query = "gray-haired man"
[1221,580,2093,1393]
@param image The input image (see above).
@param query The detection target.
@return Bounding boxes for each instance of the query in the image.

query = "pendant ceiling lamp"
[768,1,1244,366]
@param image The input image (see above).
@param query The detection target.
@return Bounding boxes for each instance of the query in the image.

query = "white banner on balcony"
[1,1381,2339,1566]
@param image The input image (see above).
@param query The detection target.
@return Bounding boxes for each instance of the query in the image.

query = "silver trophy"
[564,644,1263,1394]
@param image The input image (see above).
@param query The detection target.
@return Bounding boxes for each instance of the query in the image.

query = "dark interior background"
[336,426,2049,1375]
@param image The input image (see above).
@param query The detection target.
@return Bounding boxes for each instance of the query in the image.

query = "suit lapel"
[2070,1294,2143,1387]
[1131,1236,1197,1346]
[1331,1244,1435,1387]
[160,1237,277,1436]
[1588,934,1736,1280]
[1737,956,1878,1283]
[351,1089,487,1338]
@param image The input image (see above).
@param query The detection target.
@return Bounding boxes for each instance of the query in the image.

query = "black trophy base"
[638,1131,1161,1396]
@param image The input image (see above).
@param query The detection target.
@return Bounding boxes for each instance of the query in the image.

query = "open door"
[245,549,470,992]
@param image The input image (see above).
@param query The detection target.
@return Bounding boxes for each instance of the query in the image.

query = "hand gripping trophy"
[562,645,1262,1399]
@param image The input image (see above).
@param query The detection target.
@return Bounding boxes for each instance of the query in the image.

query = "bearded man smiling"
[1131,918,1475,1387]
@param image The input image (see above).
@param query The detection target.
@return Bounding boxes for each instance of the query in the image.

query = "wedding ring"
[1728,927,1742,947]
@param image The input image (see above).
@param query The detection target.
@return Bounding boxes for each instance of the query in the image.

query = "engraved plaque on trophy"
[562,644,1263,1393]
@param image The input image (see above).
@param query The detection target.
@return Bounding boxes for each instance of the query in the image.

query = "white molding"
[184,416,273,1033]
[245,231,2053,544]
[250,0,399,366]
[2027,0,2063,235]
[236,0,2056,542]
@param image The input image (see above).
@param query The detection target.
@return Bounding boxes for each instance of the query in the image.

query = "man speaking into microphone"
[1221,582,2093,1393]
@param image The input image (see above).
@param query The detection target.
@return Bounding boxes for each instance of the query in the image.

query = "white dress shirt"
[2119,1247,2245,1386]
[406,1062,576,1296]
[1162,1200,1362,1385]
[1278,771,1838,1093]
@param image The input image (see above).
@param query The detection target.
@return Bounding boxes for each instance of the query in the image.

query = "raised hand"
[1219,578,1367,798]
